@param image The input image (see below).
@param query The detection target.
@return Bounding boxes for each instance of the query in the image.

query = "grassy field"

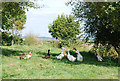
[1,41,118,79]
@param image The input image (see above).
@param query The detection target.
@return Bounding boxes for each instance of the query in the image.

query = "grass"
[0,50,2,80]
[1,41,118,79]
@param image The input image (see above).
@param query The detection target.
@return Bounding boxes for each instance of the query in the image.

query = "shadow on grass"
[2,47,118,67]
[2,48,24,56]
[2,72,20,79]
[36,50,118,67]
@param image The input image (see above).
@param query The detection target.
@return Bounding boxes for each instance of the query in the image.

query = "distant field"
[1,41,118,79]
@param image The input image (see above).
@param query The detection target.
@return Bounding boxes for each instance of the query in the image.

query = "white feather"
[20,56,26,59]
[56,53,64,60]
[26,52,32,59]
[26,55,31,58]
[76,50,83,62]
[96,54,103,61]
[56,47,65,60]
[67,49,76,62]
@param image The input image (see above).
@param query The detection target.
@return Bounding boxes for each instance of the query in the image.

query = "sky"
[22,0,72,37]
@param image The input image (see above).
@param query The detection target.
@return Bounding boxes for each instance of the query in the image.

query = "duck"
[42,49,50,59]
[95,52,103,62]
[94,50,103,62]
[20,52,27,59]
[67,49,76,62]
[56,47,65,60]
[26,51,32,59]
[73,48,83,62]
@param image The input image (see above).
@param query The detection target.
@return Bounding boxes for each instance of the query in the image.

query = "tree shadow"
[36,51,60,57]
[2,47,118,67]
[36,50,118,67]
[2,48,24,56]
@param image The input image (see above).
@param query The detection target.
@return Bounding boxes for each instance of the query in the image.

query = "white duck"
[26,51,32,59]
[96,53,103,62]
[76,50,83,62]
[56,47,65,60]
[74,48,83,62]
[94,50,103,62]
[67,49,76,62]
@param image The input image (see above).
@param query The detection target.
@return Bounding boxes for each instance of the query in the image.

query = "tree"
[67,1,120,55]
[48,14,81,46]
[1,2,39,45]
[2,31,13,46]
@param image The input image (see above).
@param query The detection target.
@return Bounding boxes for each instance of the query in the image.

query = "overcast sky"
[22,0,72,37]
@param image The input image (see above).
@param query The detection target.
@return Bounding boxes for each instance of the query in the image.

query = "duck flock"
[19,47,103,62]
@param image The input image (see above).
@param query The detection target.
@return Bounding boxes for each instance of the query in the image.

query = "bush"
[91,44,118,59]
[2,32,12,46]
[25,33,43,46]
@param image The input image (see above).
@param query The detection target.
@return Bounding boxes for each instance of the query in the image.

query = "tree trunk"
[11,30,14,45]
[18,38,20,45]
[12,40,14,45]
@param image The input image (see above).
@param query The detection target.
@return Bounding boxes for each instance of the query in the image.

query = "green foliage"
[90,44,118,62]
[67,1,120,54]
[2,31,23,46]
[2,2,25,30]
[2,2,40,45]
[48,14,81,46]
[2,31,12,46]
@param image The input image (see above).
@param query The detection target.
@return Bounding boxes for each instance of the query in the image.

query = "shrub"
[25,32,43,46]
[48,14,81,47]
[2,32,12,46]
[91,44,118,59]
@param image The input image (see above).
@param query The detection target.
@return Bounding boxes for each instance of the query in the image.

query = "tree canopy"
[67,1,120,54]
[48,14,81,46]
[1,2,39,45]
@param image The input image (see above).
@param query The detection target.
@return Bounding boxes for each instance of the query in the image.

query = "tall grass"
[25,32,43,46]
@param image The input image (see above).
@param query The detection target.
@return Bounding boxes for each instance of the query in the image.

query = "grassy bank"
[1,41,118,79]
